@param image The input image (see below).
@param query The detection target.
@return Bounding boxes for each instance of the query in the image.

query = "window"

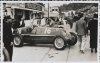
[25,10,30,20]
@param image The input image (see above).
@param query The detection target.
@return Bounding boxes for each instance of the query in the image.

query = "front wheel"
[14,36,23,47]
[54,37,66,50]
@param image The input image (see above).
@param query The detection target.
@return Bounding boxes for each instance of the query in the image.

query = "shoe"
[91,49,93,53]
[80,50,85,54]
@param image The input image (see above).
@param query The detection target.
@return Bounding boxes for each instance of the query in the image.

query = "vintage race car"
[13,20,77,50]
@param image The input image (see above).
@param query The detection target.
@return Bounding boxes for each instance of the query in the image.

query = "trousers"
[4,45,13,61]
[78,35,87,50]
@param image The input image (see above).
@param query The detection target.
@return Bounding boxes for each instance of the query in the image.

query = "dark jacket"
[88,18,97,48]
[12,20,20,29]
[3,21,13,46]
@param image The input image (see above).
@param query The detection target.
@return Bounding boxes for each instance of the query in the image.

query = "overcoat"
[88,18,97,48]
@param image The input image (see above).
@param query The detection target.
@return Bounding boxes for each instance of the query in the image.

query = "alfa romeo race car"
[13,20,77,50]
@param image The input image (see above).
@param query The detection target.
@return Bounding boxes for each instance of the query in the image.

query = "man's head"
[78,12,83,19]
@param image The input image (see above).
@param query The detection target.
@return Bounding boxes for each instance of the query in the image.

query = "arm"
[20,21,25,27]
[83,21,87,36]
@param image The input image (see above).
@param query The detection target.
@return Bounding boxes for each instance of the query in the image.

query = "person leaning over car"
[76,13,87,54]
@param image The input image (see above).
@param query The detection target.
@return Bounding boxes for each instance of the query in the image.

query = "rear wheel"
[14,36,23,47]
[54,37,65,50]
[68,32,77,46]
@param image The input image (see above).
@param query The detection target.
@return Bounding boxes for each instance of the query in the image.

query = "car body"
[13,19,77,50]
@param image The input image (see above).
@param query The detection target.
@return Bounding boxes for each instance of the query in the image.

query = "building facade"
[4,3,45,21]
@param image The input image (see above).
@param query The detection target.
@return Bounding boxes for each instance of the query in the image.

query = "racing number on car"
[44,28,51,34]
[47,28,51,34]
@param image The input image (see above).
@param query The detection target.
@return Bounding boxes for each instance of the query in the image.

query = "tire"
[68,32,77,46]
[13,36,23,47]
[54,37,66,50]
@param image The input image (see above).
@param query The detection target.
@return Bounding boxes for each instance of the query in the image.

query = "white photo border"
[0,1,99,63]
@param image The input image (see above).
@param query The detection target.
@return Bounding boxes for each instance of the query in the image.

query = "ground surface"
[12,36,97,62]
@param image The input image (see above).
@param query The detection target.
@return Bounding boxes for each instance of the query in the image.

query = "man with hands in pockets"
[76,12,87,54]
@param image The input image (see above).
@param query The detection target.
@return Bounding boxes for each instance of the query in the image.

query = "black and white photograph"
[0,0,99,1]
[0,3,1,61]
[2,1,98,63]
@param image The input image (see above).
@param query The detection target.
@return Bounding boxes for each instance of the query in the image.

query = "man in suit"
[3,15,13,61]
[88,13,98,53]
[76,13,87,54]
